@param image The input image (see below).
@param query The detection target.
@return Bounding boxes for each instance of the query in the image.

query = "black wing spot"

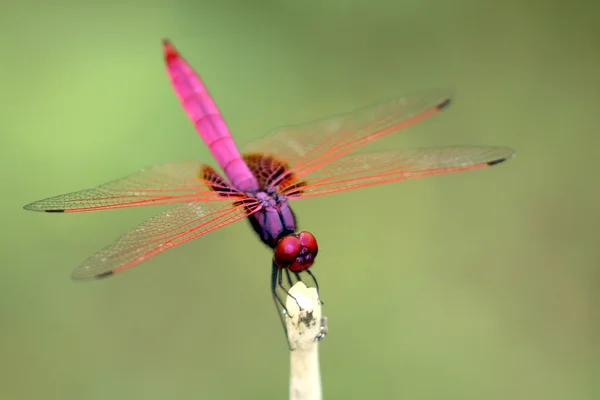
[487,158,508,167]
[45,209,65,213]
[436,98,452,111]
[95,271,114,279]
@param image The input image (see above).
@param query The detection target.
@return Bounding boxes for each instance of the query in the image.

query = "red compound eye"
[274,236,303,268]
[298,231,318,255]
[273,232,319,272]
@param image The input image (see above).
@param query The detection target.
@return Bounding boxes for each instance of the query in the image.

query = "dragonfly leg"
[271,263,288,312]
[293,270,324,305]
[305,269,324,305]
[278,267,301,309]
[293,271,302,285]
[271,262,292,347]
[284,268,295,287]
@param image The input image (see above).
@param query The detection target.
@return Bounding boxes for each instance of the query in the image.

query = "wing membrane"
[283,146,514,198]
[71,199,260,280]
[23,161,242,212]
[244,89,452,182]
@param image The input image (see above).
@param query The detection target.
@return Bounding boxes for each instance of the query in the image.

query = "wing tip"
[487,158,506,166]
[487,149,516,166]
[162,38,179,64]
[23,203,65,213]
[95,271,115,279]
[436,98,452,111]
[71,270,114,282]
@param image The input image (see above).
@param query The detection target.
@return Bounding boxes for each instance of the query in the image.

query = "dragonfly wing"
[23,161,241,212]
[243,89,452,181]
[71,199,260,280]
[282,146,515,199]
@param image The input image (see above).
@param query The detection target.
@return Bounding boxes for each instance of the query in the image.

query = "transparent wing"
[244,89,452,182]
[23,161,241,212]
[71,199,260,280]
[282,146,515,199]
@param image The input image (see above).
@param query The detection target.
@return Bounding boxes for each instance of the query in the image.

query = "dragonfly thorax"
[245,190,318,272]
[250,187,287,207]
[245,189,296,248]
[201,163,301,249]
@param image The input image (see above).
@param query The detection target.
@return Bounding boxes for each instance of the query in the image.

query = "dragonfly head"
[273,231,318,272]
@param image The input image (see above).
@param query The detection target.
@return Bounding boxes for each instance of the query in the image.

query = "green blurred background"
[1,1,597,399]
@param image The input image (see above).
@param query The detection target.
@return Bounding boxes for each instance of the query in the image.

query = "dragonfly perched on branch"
[24,40,514,335]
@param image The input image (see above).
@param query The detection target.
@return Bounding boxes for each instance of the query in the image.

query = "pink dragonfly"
[24,40,513,321]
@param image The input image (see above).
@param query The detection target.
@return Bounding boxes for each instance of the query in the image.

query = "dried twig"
[286,281,327,400]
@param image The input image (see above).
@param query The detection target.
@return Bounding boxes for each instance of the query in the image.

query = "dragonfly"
[24,40,513,331]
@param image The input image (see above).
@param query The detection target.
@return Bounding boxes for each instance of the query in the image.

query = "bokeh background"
[1,1,597,399]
